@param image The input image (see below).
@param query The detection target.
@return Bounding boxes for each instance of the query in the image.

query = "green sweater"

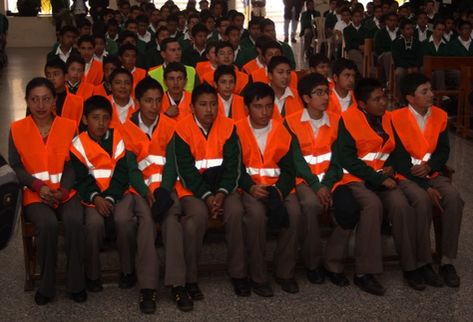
[182,46,207,67]
[300,10,320,36]
[447,37,473,57]
[364,18,381,38]
[391,36,423,68]
[234,46,254,70]
[374,27,398,57]
[343,24,367,51]
[145,46,164,69]
[280,41,296,70]
[422,39,449,56]
[240,37,258,60]
[174,128,241,199]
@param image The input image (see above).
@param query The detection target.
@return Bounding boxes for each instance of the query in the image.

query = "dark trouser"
[85,194,159,289]
[377,52,392,84]
[295,184,323,270]
[242,192,301,284]
[284,0,303,37]
[25,195,85,297]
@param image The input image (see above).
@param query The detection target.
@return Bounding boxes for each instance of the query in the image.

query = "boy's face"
[407,82,434,111]
[188,17,200,31]
[425,2,434,14]
[67,62,84,83]
[193,31,207,48]
[162,42,182,63]
[45,67,66,91]
[103,62,117,82]
[80,25,91,36]
[216,47,234,66]
[120,50,137,70]
[111,73,132,100]
[249,23,261,39]
[200,1,209,11]
[386,15,398,30]
[120,4,130,16]
[333,68,355,91]
[311,63,330,78]
[263,49,282,65]
[150,10,160,23]
[398,7,408,18]
[164,71,186,96]
[167,20,178,34]
[303,84,329,112]
[306,1,314,10]
[207,47,217,64]
[114,13,123,24]
[445,19,454,31]
[126,22,138,33]
[432,24,445,39]
[233,16,244,30]
[417,14,427,27]
[329,0,336,10]
[157,30,170,44]
[248,96,274,128]
[460,24,472,39]
[374,8,382,19]
[138,88,162,121]
[402,24,414,38]
[138,22,148,34]
[108,25,119,38]
[362,88,387,117]
[61,31,76,48]
[227,30,241,48]
[263,25,276,40]
[205,17,215,32]
[83,109,111,139]
[79,41,95,62]
[269,63,291,90]
[27,86,56,122]
[178,15,186,29]
[341,11,351,23]
[352,12,363,25]
[122,36,137,46]
[95,38,106,55]
[216,74,236,99]
[130,9,141,19]
[191,93,218,128]
[218,20,231,36]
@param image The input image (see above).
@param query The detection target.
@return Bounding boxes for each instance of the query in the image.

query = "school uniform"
[145,42,164,70]
[46,44,79,63]
[447,36,473,57]
[422,37,449,90]
[70,128,158,290]
[161,91,193,122]
[178,33,192,52]
[273,86,303,118]
[93,82,111,97]
[327,89,357,115]
[67,80,94,101]
[84,59,103,86]
[343,23,367,72]
[55,90,84,129]
[414,26,432,43]
[250,67,298,90]
[324,10,337,30]
[108,96,137,128]
[202,66,249,95]
[374,27,399,82]
[364,17,382,38]
[242,57,264,75]
[131,67,147,92]
[218,94,247,121]
[279,41,297,70]
[9,115,85,297]
[234,46,254,70]
[392,36,423,99]
[148,63,198,92]
[196,61,215,82]
[174,113,245,283]
[182,45,207,68]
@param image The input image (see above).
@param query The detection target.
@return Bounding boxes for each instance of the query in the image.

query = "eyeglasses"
[310,89,330,97]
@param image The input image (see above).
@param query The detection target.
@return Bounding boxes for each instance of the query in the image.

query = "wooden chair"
[313,17,332,58]
[362,38,374,78]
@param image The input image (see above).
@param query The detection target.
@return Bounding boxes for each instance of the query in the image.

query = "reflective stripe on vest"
[360,152,390,162]
[31,171,63,184]
[246,167,281,177]
[145,173,163,186]
[411,153,431,166]
[303,152,332,165]
[195,158,224,169]
[138,154,167,171]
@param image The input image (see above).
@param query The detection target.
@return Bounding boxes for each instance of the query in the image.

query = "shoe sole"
[354,280,385,296]
[177,304,194,312]
[328,278,349,287]
[252,288,274,297]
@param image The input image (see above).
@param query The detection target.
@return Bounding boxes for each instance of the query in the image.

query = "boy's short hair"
[161,37,180,51]
[118,31,138,44]
[84,95,113,116]
[243,82,275,106]
[354,78,383,104]
[260,18,275,30]
[268,56,291,73]
[136,14,149,24]
[216,16,230,28]
[205,40,218,54]
[103,55,121,69]
[399,73,430,99]
[167,14,179,24]
[45,57,67,74]
[262,40,282,56]
[164,62,187,79]
[255,35,272,50]
[191,83,217,105]
[77,19,92,29]
[297,73,329,107]
[332,58,357,77]
[107,19,119,29]
[214,65,236,83]
[215,41,234,54]
[118,43,138,56]
[124,19,137,28]
[191,23,209,37]
[60,25,79,36]
[93,33,106,42]
[66,55,86,69]
[399,17,414,30]
[432,19,445,29]
[225,25,240,36]
[248,18,263,29]
[77,35,95,47]
[458,20,472,30]
[309,53,330,68]
[135,77,164,101]
[109,67,133,83]
[339,7,351,15]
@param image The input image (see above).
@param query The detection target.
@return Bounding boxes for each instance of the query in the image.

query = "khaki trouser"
[242,192,301,284]
[25,195,85,297]
[85,194,159,289]
[347,49,363,75]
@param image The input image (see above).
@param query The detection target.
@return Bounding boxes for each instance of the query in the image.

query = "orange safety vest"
[277,92,304,117]
[218,94,248,121]
[327,89,357,115]
[202,67,249,95]
[11,116,77,206]
[391,106,447,179]
[120,115,176,192]
[236,118,292,185]
[334,107,395,188]
[286,110,340,184]
[242,58,262,75]
[161,91,193,122]
[132,67,147,91]
[196,61,214,82]
[60,92,84,128]
[93,83,108,97]
[67,81,95,101]
[108,95,138,128]
[70,130,126,192]
[84,59,103,86]
[250,67,298,90]
[174,113,235,198]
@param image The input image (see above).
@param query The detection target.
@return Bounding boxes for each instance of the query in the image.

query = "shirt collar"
[429,35,445,45]
[278,87,294,101]
[113,96,134,108]
[168,92,183,106]
[138,112,158,134]
[408,104,431,119]
[256,56,265,68]
[194,116,210,136]
[300,109,330,126]
[193,44,206,55]
[458,35,472,47]
[55,45,72,56]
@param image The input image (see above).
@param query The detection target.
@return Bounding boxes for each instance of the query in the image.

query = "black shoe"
[139,289,157,314]
[231,278,251,297]
[291,37,297,43]
[34,291,52,305]
[70,289,88,303]
[119,272,137,289]
[307,266,325,284]
[172,286,194,312]
[284,37,289,43]
[250,280,274,297]
[354,274,385,296]
[325,270,350,287]
[440,264,460,288]
[275,277,299,294]
[86,278,103,292]
[403,270,426,291]
[419,264,444,287]
[185,283,204,301]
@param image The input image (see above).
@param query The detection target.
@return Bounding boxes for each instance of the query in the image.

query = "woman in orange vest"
[237,82,300,296]
[214,65,247,121]
[173,84,246,301]
[9,77,86,305]
[390,73,464,288]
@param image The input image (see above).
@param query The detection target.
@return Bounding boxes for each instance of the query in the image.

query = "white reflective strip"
[31,171,63,184]
[246,167,281,177]
[317,172,325,181]
[342,168,349,174]
[361,152,389,162]
[195,158,223,169]
[138,155,166,171]
[114,139,125,160]
[72,136,93,168]
[145,173,162,186]
[303,152,332,165]
[49,173,62,184]
[411,153,431,166]
[91,169,112,178]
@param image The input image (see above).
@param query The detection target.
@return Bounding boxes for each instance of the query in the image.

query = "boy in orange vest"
[70,96,159,314]
[327,58,357,114]
[389,73,464,288]
[93,55,121,97]
[77,35,103,86]
[237,82,301,296]
[65,55,95,101]
[214,65,247,121]
[173,83,246,300]
[108,68,137,127]
[118,43,147,92]
[308,54,334,89]
[161,62,192,121]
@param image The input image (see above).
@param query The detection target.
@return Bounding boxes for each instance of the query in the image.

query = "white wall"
[6,16,56,48]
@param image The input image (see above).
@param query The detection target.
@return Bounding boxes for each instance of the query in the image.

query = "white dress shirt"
[138,113,158,138]
[409,104,431,132]
[334,89,352,112]
[274,87,294,114]
[250,117,272,155]
[113,97,134,124]
[300,109,330,136]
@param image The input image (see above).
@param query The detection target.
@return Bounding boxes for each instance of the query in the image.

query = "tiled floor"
[0,48,472,321]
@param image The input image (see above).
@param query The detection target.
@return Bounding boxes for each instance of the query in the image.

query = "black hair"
[45,57,67,74]
[66,55,86,69]
[118,43,138,56]
[167,14,179,23]
[248,18,263,29]
[118,31,138,44]
[205,40,218,53]
[136,14,149,24]
[215,41,233,54]
[332,58,357,77]
[107,19,119,28]
[309,53,330,68]
[399,73,430,99]
[432,19,446,29]
[243,82,275,107]
[93,33,106,42]
[262,40,282,56]
[118,0,130,8]
[191,83,217,105]
[83,95,113,116]
[216,16,230,28]
[124,19,137,28]
[354,78,383,103]
[77,35,95,47]
[77,19,92,29]
[187,12,200,23]
[458,20,472,30]
[25,77,56,99]
[109,67,133,83]
[60,25,79,36]
[135,77,164,101]
[191,23,209,37]
[214,65,236,83]
[399,17,414,30]
[233,12,244,20]
[260,18,275,30]
[255,35,272,50]
[103,55,121,69]
[297,73,329,108]
[164,62,187,79]
[225,25,240,36]
[268,56,291,73]
[161,37,180,51]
